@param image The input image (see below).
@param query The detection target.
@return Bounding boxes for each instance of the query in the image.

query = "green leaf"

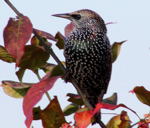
[67,93,84,106]
[111,40,126,63]
[67,93,118,106]
[51,64,65,77]
[103,93,117,105]
[0,45,15,63]
[31,35,40,46]
[40,96,66,128]
[63,103,79,116]
[106,111,131,128]
[16,68,26,82]
[3,16,33,65]
[1,81,33,98]
[33,106,41,120]
[133,86,150,106]
[55,32,65,49]
[41,63,56,73]
[19,45,50,70]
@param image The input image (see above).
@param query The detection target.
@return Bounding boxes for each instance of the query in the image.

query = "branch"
[4,0,23,17]
[4,0,106,127]
[130,121,140,128]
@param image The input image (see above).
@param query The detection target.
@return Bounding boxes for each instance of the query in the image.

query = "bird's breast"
[65,30,111,74]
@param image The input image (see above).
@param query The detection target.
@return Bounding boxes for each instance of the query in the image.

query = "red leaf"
[64,22,75,36]
[138,114,150,128]
[129,90,134,94]
[61,122,76,128]
[93,103,137,116]
[23,74,60,128]
[3,16,32,65]
[74,109,93,128]
[61,123,72,128]
[74,103,137,128]
[144,114,150,123]
[33,28,56,41]
[138,121,149,128]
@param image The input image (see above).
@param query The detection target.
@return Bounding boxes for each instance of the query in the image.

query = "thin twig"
[130,121,140,128]
[130,112,150,128]
[4,0,23,16]
[35,70,41,80]
[45,92,51,102]
[98,121,106,128]
[102,112,118,115]
[34,69,51,102]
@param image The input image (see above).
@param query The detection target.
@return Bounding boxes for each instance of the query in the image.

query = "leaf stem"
[34,70,51,102]
[45,92,51,101]
[34,70,41,80]
[102,112,118,115]
[130,121,139,127]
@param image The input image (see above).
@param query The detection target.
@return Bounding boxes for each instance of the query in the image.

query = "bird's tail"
[87,90,105,125]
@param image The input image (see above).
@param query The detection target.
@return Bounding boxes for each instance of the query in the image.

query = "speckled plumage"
[65,27,112,106]
[53,9,112,122]
[63,9,112,108]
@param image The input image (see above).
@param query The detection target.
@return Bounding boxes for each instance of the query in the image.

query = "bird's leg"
[98,90,105,102]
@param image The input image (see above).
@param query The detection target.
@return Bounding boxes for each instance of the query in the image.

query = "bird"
[53,9,112,124]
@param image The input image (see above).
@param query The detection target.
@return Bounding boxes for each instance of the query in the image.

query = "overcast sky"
[0,0,150,128]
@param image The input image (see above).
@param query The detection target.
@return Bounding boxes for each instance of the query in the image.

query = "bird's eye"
[71,14,81,20]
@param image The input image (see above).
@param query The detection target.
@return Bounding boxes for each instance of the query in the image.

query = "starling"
[53,9,112,123]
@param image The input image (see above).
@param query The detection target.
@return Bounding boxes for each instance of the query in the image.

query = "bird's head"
[52,9,106,32]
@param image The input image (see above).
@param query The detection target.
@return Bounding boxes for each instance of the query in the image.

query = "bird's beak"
[52,13,71,20]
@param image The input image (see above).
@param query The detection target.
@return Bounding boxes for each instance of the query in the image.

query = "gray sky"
[0,0,150,128]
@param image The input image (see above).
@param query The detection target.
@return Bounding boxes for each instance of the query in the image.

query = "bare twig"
[102,112,118,115]
[130,112,150,128]
[4,0,23,16]
[98,121,106,128]
[130,121,140,128]
[45,92,51,102]
[34,69,52,102]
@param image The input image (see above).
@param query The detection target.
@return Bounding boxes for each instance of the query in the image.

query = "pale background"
[0,0,150,128]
